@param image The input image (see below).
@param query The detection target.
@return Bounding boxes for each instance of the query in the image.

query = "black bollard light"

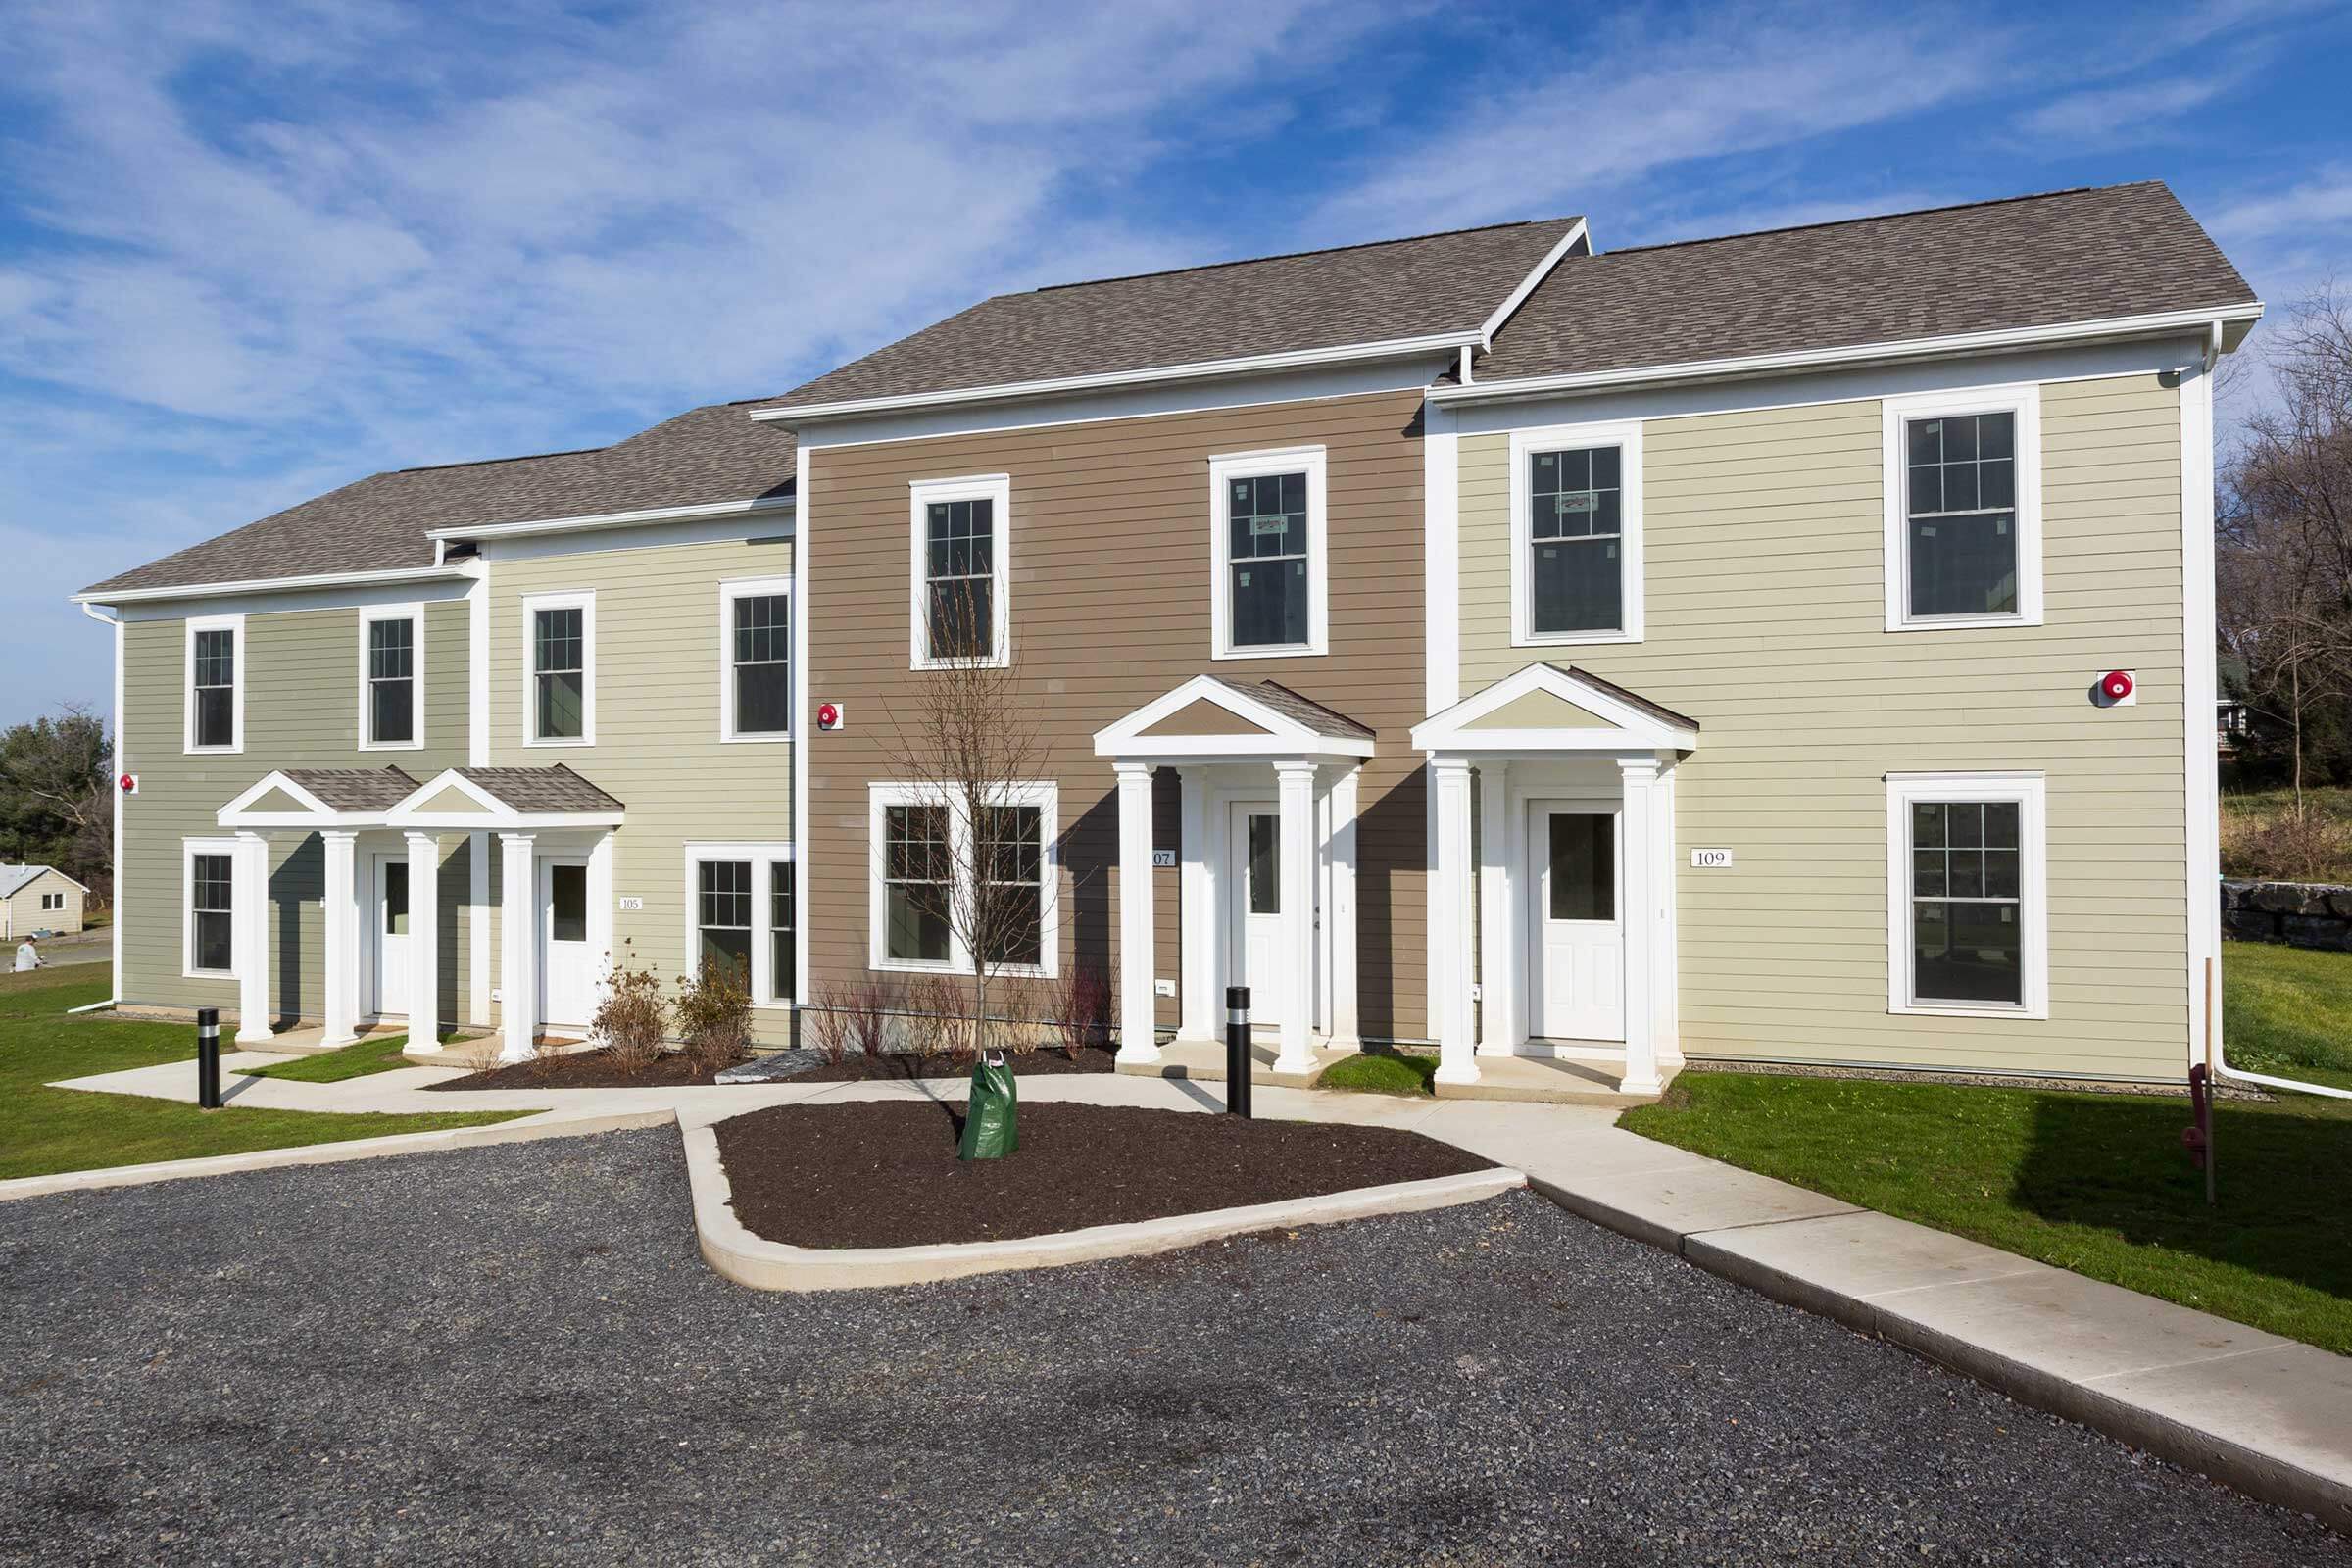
[196,1006,222,1110]
[1224,984,1251,1118]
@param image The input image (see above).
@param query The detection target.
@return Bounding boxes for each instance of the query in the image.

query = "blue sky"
[4,0,2349,727]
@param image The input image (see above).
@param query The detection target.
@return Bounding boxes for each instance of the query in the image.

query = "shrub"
[804,980,853,1068]
[674,958,754,1077]
[2223,806,2352,884]
[593,946,668,1077]
[1048,960,1113,1061]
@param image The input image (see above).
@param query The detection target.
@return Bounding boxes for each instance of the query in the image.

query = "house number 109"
[1690,849,1734,868]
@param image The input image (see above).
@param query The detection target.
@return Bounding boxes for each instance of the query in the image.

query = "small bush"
[594,947,668,1077]
[1048,961,1113,1061]
[674,959,754,1077]
[2223,806,2352,884]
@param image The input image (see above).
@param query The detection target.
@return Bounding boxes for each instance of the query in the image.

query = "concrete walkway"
[24,1050,2352,1530]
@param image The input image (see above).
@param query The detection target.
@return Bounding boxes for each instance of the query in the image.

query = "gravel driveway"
[0,1129,2340,1566]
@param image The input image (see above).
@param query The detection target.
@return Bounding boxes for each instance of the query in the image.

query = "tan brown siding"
[806,388,1431,1039]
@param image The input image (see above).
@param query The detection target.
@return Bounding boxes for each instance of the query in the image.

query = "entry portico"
[1095,676,1375,1076]
[1411,663,1698,1096]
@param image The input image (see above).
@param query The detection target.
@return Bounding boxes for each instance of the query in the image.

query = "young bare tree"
[878,565,1056,1072]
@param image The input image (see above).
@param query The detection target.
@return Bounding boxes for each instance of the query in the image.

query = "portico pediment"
[1096,674,1375,763]
[1411,663,1698,755]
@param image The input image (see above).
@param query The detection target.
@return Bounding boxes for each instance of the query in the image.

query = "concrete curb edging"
[0,1109,678,1203]
[1540,1175,2352,1533]
[683,1116,1526,1293]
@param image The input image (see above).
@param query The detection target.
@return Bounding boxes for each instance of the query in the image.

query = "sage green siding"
[118,599,474,1026]
[486,535,797,1043]
[1460,371,2188,1080]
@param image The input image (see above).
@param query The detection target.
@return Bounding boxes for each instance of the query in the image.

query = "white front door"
[1226,802,1293,1031]
[539,857,596,1030]
[1528,804,1625,1043]
[371,853,409,1018]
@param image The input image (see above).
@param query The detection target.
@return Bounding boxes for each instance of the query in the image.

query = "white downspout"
[72,600,122,1011]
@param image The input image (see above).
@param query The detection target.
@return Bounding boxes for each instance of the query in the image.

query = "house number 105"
[1690,849,1734,868]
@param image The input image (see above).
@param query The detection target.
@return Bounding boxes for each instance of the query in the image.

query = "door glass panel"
[1547,813,1614,921]
[383,861,409,935]
[1247,813,1279,915]
[549,863,588,943]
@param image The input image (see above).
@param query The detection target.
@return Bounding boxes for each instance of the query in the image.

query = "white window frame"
[1883,383,2043,631]
[1509,419,1644,647]
[681,842,796,1008]
[866,779,1059,978]
[908,474,1011,670]
[1886,771,2048,1019]
[357,602,425,752]
[521,589,596,747]
[717,576,794,742]
[183,613,246,754]
[41,891,65,912]
[182,836,239,979]
[1209,445,1329,660]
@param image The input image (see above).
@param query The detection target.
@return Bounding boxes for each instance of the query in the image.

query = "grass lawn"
[0,967,522,1183]
[2221,939,2352,1089]
[1621,945,2352,1354]
[1320,1051,1440,1097]
[236,1030,475,1084]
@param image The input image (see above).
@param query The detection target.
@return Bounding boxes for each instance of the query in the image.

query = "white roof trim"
[1431,303,2267,407]
[1094,674,1376,762]
[74,565,465,607]
[426,494,794,545]
[217,770,392,829]
[1410,662,1698,754]
[757,331,1476,425]
[382,768,624,830]
[1477,219,1589,349]
[0,865,91,898]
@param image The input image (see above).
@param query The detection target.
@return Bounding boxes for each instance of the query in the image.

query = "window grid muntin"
[1225,470,1310,650]
[368,616,416,744]
[193,627,235,748]
[1528,445,1625,636]
[533,606,586,740]
[767,860,795,1003]
[730,592,791,735]
[190,851,233,971]
[1904,411,2019,619]
[1908,798,2025,1006]
[696,859,753,985]
[979,804,1045,967]
[925,499,996,661]
[884,804,952,963]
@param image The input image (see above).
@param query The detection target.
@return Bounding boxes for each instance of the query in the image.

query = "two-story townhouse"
[75,179,2258,1100]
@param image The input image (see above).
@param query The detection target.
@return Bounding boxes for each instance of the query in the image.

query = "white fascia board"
[1093,672,1375,760]
[425,494,795,545]
[1477,220,1590,349]
[1410,662,1697,753]
[1431,304,2268,408]
[217,770,336,821]
[73,564,466,607]
[755,331,1480,425]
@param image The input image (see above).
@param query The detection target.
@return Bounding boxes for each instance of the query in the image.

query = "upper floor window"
[1886,772,2047,1018]
[1209,447,1327,659]
[1509,420,1642,646]
[361,605,422,750]
[1883,386,2041,631]
[909,474,1010,668]
[184,614,244,753]
[524,591,594,745]
[720,578,792,740]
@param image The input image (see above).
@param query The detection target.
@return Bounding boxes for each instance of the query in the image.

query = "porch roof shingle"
[1213,678,1378,741]
[455,766,624,813]
[282,767,424,812]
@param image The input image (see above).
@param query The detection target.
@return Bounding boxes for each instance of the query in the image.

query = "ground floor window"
[683,844,794,1004]
[1886,773,2046,1017]
[184,840,237,977]
[868,782,1059,976]
[41,891,65,912]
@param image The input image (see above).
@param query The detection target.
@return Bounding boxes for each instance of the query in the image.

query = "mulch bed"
[713,1101,1497,1249]
[427,1045,1120,1092]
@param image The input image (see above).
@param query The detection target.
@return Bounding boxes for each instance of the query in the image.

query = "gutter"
[424,494,795,545]
[73,564,466,608]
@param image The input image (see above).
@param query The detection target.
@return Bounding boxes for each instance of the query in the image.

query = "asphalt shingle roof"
[1473,182,2255,384]
[1214,679,1378,741]
[282,767,422,812]
[81,401,795,597]
[769,218,1586,412]
[457,766,624,814]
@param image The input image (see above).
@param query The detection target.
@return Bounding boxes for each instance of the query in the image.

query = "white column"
[1175,768,1213,1044]
[1618,755,1663,1096]
[320,829,361,1047]
[1477,760,1516,1056]
[498,831,538,1064]
[1432,756,1479,1085]
[233,830,272,1044]
[1113,763,1159,1064]
[1326,765,1361,1052]
[1274,760,1318,1075]
[467,830,490,1029]
[405,831,441,1051]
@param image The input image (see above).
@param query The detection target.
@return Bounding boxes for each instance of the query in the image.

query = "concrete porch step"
[1115,1038,1343,1090]
[1437,1053,1668,1106]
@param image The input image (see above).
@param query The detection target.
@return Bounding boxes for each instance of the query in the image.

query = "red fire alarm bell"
[2098,670,2136,706]
[119,772,138,795]
[816,702,844,732]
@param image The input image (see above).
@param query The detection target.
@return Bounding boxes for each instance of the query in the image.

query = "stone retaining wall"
[2221,880,2352,950]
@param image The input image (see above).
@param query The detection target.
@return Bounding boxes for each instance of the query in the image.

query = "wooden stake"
[2204,956,2217,1207]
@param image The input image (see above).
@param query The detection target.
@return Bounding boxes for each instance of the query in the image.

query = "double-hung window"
[720,578,792,740]
[41,891,65,912]
[1886,773,2046,1017]
[1510,420,1642,645]
[360,605,422,749]
[869,782,1058,975]
[185,614,244,753]
[1883,386,2041,630]
[524,592,594,744]
[1209,447,1327,659]
[909,475,1010,668]
[185,840,236,977]
[684,845,796,1004]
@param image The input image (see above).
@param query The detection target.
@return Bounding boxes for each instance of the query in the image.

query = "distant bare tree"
[0,702,113,897]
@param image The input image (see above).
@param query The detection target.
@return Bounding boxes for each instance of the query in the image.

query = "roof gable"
[1097,675,1377,761]
[1411,663,1699,753]
[1140,699,1276,739]
[1460,689,1612,730]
